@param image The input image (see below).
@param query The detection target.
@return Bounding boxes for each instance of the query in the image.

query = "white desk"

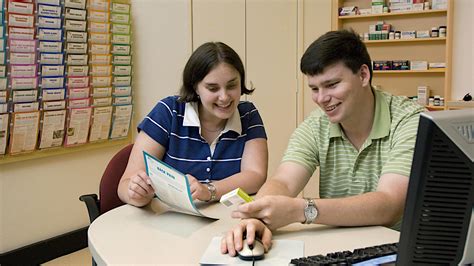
[88,200,400,265]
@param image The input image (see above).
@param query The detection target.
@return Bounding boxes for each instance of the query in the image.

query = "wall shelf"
[446,101,474,109]
[338,9,447,20]
[426,105,446,111]
[332,0,453,101]
[365,37,446,44]
[374,69,445,74]
[0,136,131,165]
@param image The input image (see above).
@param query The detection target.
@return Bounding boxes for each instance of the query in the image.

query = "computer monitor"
[397,109,474,265]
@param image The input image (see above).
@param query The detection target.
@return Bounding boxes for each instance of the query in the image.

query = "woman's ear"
[359,64,371,87]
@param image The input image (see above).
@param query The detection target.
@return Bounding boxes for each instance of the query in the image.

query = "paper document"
[144,151,214,218]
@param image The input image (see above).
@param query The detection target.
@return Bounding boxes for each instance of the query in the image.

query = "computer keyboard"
[289,242,398,266]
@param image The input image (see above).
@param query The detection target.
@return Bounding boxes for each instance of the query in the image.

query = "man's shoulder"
[380,91,424,119]
[307,107,326,120]
[305,108,329,126]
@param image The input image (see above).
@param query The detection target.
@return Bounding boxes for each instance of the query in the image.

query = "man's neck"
[341,88,375,150]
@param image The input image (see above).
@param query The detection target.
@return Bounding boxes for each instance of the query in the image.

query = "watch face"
[304,200,318,224]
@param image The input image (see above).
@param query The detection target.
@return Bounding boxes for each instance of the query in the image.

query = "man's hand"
[231,195,305,230]
[220,218,272,257]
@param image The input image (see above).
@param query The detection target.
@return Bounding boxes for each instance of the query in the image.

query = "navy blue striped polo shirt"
[138,96,267,181]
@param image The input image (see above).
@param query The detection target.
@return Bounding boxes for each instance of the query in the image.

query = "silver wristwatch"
[206,182,216,202]
[303,198,318,224]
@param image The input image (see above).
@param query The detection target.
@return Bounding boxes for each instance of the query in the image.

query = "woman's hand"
[187,174,212,201]
[127,170,155,205]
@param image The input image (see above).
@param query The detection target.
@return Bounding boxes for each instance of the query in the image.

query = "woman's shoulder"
[159,95,186,109]
[147,96,186,118]
[237,100,257,114]
[160,95,181,105]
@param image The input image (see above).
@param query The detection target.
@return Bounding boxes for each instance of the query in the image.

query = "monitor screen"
[397,109,474,265]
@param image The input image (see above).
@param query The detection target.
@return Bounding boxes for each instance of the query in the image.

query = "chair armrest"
[79,194,100,223]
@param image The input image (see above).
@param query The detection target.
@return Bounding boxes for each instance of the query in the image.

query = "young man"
[221,29,425,256]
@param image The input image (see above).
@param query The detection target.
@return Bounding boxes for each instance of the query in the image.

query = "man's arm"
[256,161,312,198]
[234,161,408,229]
[313,172,408,227]
[232,161,313,229]
[210,138,268,200]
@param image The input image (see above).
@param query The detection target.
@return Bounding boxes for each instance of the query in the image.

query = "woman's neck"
[198,104,227,132]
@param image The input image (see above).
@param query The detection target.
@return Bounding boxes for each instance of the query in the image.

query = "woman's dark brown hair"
[179,42,254,102]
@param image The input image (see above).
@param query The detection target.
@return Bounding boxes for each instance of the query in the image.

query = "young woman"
[118,42,268,207]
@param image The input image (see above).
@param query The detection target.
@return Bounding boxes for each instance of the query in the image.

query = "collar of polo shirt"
[329,88,390,140]
[182,101,242,135]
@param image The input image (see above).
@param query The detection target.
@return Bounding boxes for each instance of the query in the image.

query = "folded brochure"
[143,151,215,218]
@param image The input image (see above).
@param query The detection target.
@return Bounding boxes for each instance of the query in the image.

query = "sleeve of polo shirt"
[282,114,320,174]
[382,112,421,177]
[244,103,267,140]
[137,96,175,148]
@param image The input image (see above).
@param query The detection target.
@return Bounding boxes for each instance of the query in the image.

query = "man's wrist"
[296,198,307,223]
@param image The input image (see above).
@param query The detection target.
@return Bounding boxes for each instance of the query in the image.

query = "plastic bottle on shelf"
[389,31,395,40]
[439,26,447,37]
[424,2,430,10]
[395,31,401,39]
[428,97,434,106]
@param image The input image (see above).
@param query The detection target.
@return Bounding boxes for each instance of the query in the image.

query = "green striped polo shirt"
[283,89,424,229]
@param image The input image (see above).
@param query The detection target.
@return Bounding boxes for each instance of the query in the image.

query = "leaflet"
[9,111,40,154]
[38,4,62,18]
[89,0,110,11]
[143,151,217,219]
[0,113,9,154]
[89,106,112,142]
[109,104,131,138]
[8,2,35,15]
[65,107,91,146]
[39,109,66,149]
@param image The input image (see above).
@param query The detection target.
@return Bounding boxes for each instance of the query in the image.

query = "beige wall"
[452,0,473,100]
[0,0,192,253]
[0,147,120,252]
[0,0,472,254]
[300,0,332,198]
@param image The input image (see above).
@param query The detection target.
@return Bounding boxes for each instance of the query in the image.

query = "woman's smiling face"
[196,62,242,122]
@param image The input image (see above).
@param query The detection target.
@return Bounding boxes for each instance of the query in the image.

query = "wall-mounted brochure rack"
[0,0,133,164]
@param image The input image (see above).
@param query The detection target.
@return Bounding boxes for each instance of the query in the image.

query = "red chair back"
[99,144,133,214]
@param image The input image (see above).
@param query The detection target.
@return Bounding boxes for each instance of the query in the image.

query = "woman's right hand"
[127,170,155,205]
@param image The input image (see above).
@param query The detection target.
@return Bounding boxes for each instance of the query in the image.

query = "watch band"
[206,182,216,202]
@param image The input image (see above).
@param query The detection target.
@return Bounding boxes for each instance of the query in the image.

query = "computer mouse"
[237,238,265,261]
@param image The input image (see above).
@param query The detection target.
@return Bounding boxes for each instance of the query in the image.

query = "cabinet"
[332,0,453,110]
[192,0,298,176]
